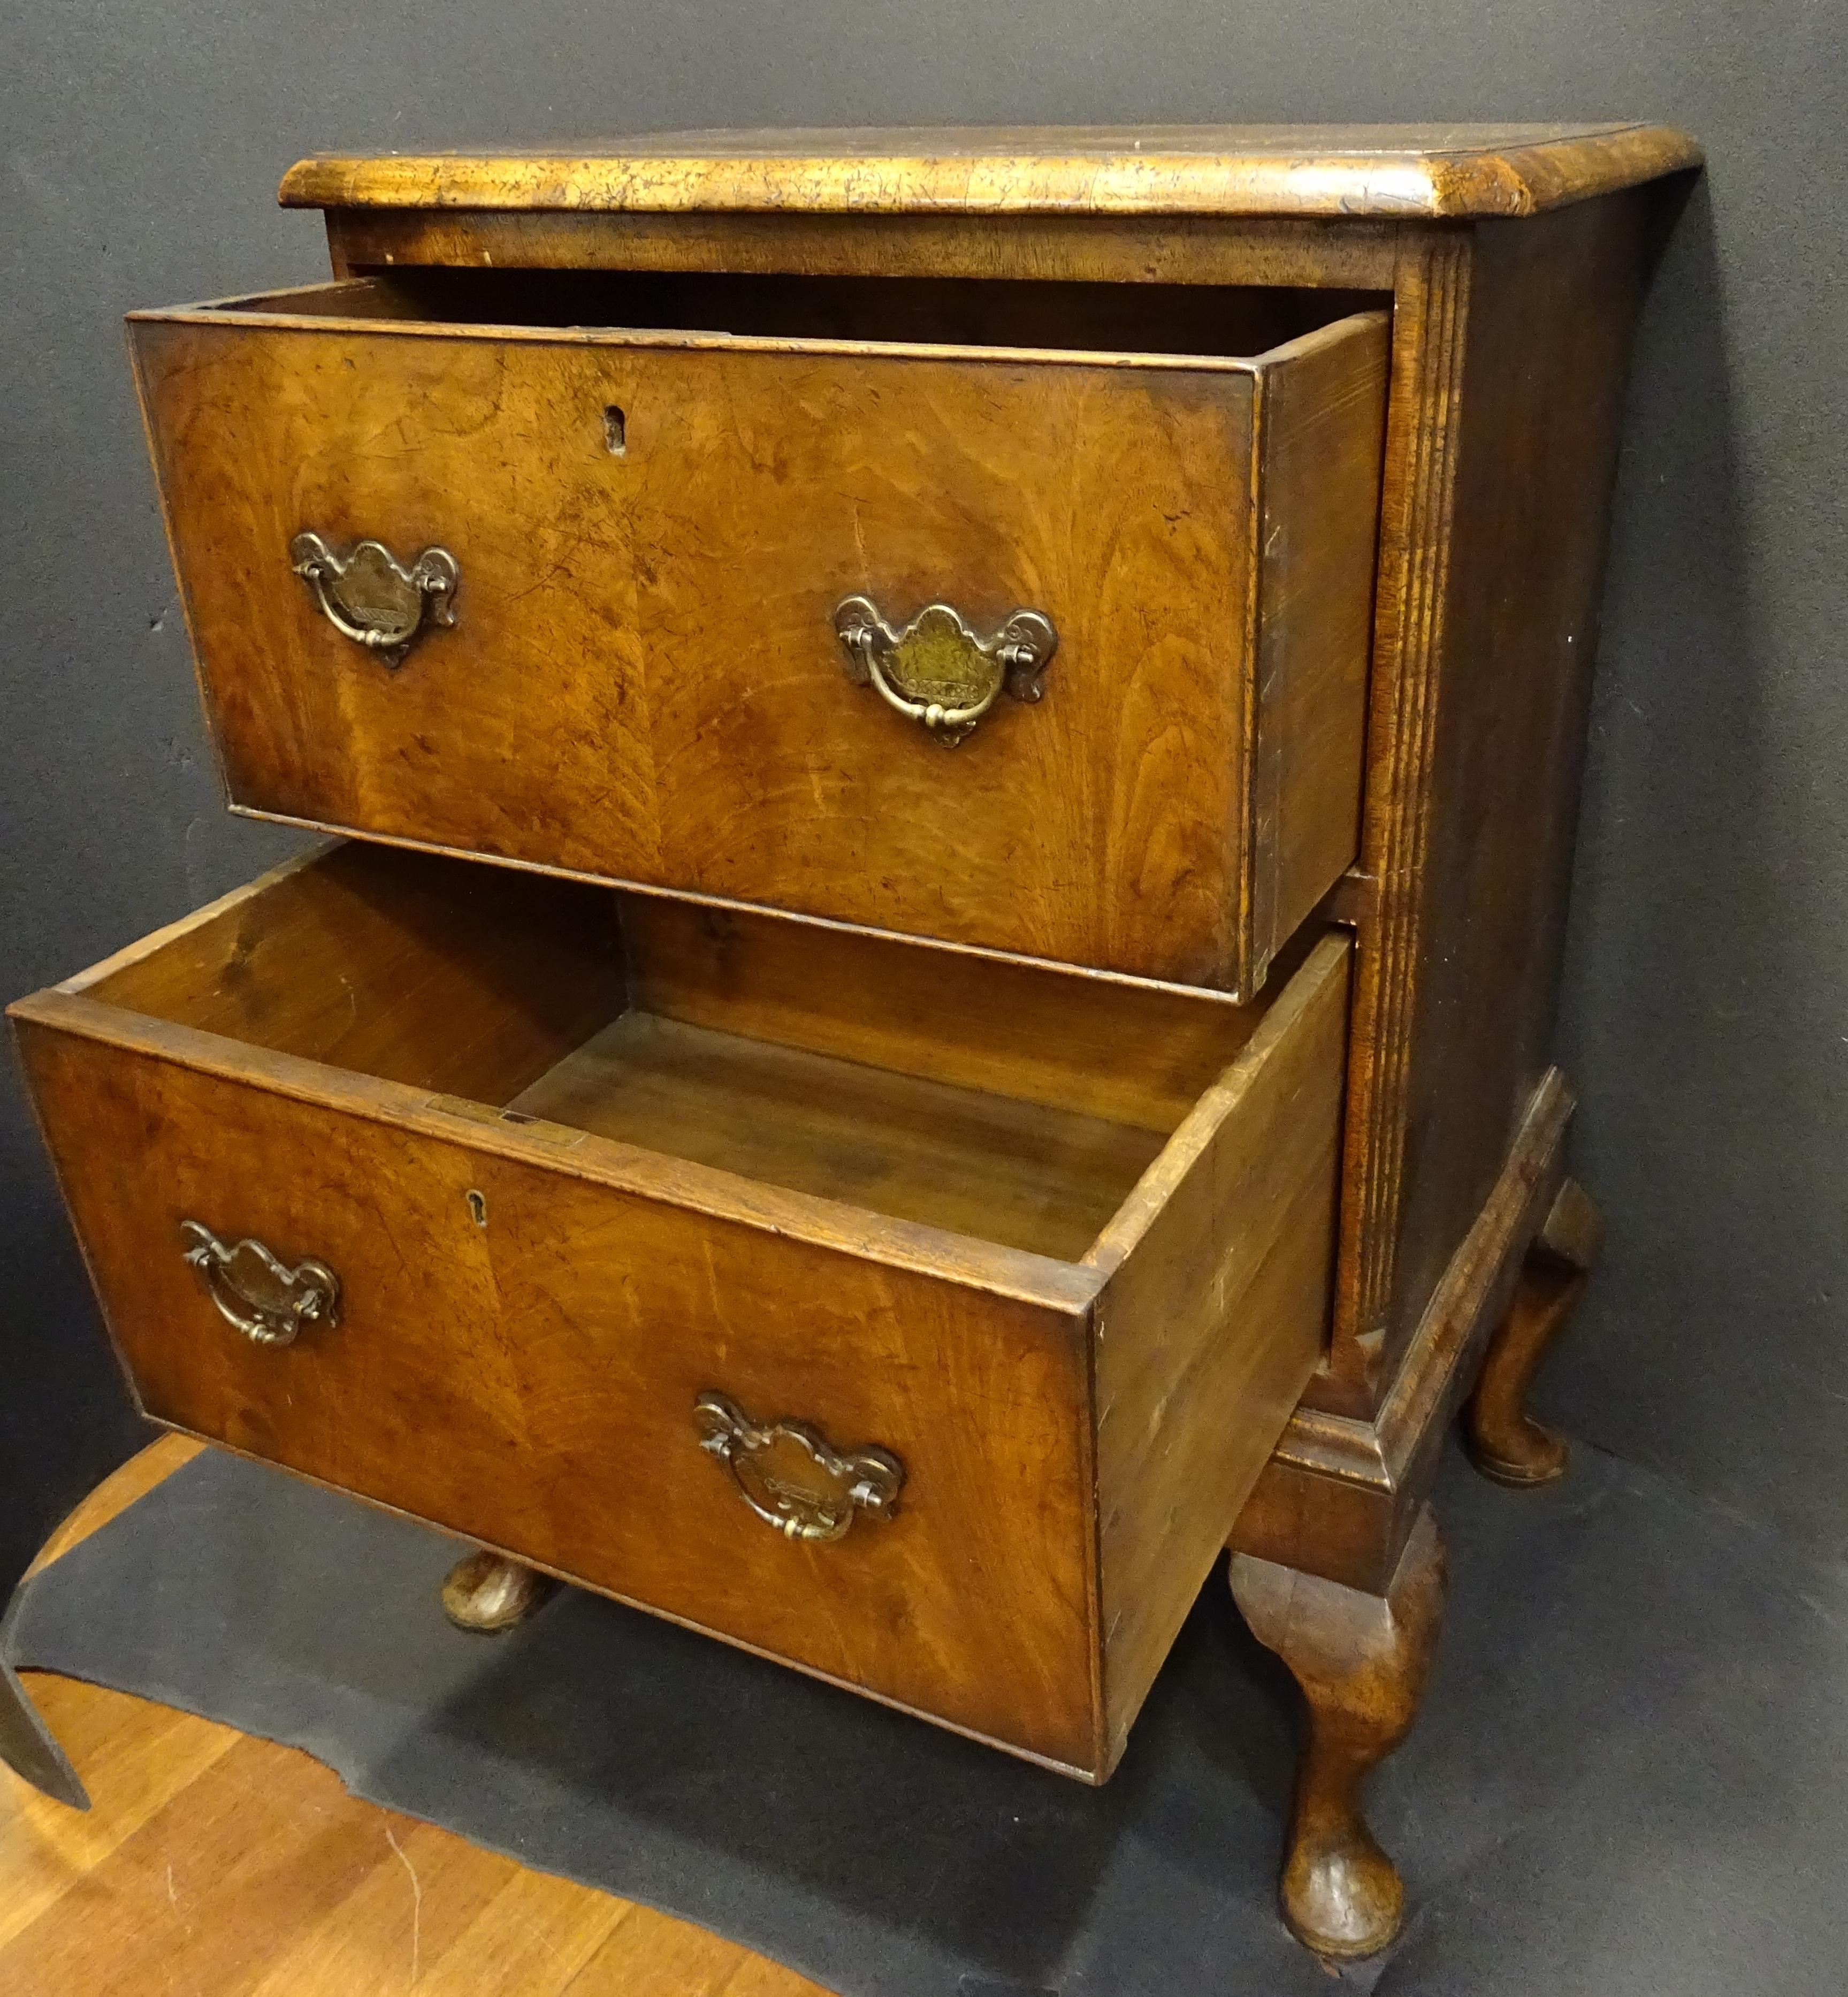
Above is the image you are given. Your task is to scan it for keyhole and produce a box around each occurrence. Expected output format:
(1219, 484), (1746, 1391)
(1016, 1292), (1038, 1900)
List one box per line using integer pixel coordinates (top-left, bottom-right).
(465, 1189), (487, 1226)
(603, 406), (627, 455)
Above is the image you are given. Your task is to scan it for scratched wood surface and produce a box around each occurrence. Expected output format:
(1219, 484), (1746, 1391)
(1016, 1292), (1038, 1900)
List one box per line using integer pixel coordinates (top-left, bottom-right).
(1, 1434), (837, 1997)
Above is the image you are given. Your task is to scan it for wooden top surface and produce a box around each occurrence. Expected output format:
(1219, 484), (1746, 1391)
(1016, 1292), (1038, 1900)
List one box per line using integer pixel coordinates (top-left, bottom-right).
(280, 123), (1701, 221)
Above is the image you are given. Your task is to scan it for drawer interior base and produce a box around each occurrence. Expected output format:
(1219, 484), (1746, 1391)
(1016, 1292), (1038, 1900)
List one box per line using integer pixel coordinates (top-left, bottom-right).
(79, 842), (1284, 1266)
(508, 1010), (1165, 1260)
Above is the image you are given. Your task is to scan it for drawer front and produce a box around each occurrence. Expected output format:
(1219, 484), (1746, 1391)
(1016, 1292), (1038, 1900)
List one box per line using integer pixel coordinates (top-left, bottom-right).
(131, 305), (1385, 993)
(17, 1024), (1101, 1772)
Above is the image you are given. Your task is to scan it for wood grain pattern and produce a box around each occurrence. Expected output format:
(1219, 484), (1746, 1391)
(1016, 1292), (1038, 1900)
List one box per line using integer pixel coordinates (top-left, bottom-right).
(439, 1548), (560, 1632)
(1316, 225), (1475, 1416)
(16, 1014), (1102, 1771)
(617, 892), (1281, 1133)
(507, 1012), (1166, 1262)
(322, 208), (1406, 290)
(129, 286), (1384, 993)
(1088, 935), (1349, 1758)
(279, 124), (1701, 220)
(1372, 197), (1660, 1386)
(22, 138), (1705, 1964)
(1247, 317), (1387, 976)
(0, 1676), (243, 1960)
(1233, 1066), (1574, 1594)
(0, 1704), (830, 1996)
(1311, 187), (1673, 1419)
(1465, 1176), (1603, 1487)
(6, 1447), (834, 1997)
(80, 841), (625, 1104)
(11, 843), (1347, 1779)
(1228, 1505), (1445, 1961)
(307, 264), (1380, 356)
(295, 161), (1686, 1469)
(4, 1566), (831, 1997)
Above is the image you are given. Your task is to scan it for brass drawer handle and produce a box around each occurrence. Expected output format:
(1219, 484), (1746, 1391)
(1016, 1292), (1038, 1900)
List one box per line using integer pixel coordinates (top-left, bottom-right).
(695, 1391), (904, 1542)
(289, 531), (458, 666)
(180, 1221), (340, 1347)
(834, 595), (1056, 746)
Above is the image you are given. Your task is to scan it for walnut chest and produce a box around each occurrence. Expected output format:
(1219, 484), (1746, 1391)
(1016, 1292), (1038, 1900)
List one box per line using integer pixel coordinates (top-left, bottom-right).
(11, 124), (1700, 1962)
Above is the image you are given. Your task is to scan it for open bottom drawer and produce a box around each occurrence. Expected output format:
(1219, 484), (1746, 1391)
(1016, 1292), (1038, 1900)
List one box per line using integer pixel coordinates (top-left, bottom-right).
(11, 843), (1349, 1779)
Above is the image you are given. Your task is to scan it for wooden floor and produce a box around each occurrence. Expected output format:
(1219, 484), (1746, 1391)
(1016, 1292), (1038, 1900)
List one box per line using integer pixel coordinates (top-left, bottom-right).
(0, 1435), (837, 1996)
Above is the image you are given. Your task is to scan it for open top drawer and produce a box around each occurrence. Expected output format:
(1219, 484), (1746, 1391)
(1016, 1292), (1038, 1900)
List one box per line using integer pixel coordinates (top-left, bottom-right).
(129, 272), (1387, 997)
(12, 841), (1349, 1778)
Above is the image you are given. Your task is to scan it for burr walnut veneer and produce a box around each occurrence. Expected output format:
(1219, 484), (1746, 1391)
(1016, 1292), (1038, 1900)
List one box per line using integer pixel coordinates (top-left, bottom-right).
(11, 124), (1700, 1965)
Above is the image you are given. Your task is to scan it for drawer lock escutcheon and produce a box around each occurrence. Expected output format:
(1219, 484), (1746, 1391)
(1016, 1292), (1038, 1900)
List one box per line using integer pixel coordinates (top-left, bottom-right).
(180, 1220), (340, 1348)
(289, 531), (459, 666)
(694, 1391), (904, 1542)
(834, 595), (1056, 746)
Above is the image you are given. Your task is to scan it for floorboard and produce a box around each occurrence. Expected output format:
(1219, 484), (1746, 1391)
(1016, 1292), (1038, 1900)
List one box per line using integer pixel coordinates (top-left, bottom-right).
(2, 1437), (836, 1997)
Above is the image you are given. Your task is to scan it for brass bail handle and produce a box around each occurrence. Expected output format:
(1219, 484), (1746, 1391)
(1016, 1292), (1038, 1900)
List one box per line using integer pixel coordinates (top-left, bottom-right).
(694, 1391), (904, 1542)
(180, 1220), (340, 1348)
(289, 531), (459, 667)
(834, 596), (1057, 746)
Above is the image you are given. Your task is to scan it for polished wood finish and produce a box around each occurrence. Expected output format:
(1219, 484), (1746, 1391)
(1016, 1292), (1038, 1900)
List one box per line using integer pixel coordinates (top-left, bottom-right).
(507, 1012), (1164, 1261)
(129, 283), (1383, 994)
(261, 132), (1683, 1438)
(1235, 1066), (1573, 1594)
(1466, 1178), (1604, 1487)
(15, 128), (1698, 1962)
(1324, 194), (1671, 1420)
(4, 1438), (835, 1997)
(77, 841), (624, 1100)
(1229, 1505), (1445, 1961)
(615, 891), (1282, 1132)
(131, 135), (1691, 1453)
(440, 1550), (559, 1633)
(323, 208), (1407, 289)
(11, 842), (1349, 1779)
(1090, 942), (1348, 1761)
(280, 124), (1700, 221)
(1225, 178), (1688, 1621)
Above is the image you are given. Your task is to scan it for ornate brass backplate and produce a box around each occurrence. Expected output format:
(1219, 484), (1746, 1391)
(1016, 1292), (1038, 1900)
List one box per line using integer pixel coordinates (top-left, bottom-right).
(289, 531), (459, 666)
(180, 1220), (340, 1348)
(694, 1391), (904, 1542)
(833, 595), (1057, 746)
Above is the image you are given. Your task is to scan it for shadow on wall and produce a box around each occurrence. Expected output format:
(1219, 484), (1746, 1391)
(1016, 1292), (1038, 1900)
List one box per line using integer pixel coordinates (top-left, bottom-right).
(1548, 176), (1848, 1556)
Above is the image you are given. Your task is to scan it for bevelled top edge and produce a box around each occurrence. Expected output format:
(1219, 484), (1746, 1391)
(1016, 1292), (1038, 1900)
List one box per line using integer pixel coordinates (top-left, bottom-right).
(279, 124), (1703, 222)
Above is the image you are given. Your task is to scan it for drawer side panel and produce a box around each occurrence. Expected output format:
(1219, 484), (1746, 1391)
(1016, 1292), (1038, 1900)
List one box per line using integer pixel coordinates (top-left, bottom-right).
(1250, 315), (1390, 985)
(1091, 936), (1350, 1765)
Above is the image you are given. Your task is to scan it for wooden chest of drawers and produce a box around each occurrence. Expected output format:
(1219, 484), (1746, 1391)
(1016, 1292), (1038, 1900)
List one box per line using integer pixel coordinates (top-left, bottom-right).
(13, 123), (1700, 1963)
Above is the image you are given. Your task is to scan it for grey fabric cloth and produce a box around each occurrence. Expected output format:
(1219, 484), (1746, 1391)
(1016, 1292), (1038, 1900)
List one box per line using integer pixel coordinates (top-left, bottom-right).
(7, 1438), (1846, 1996)
(0, 1650), (86, 1809)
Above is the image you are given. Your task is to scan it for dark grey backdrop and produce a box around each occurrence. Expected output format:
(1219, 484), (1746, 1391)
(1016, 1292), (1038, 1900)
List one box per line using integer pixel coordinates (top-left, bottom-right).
(4, 2), (1844, 1591)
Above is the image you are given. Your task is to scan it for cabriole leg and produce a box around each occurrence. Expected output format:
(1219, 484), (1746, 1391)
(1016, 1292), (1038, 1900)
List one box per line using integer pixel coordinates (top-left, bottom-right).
(1465, 1177), (1603, 1487)
(1228, 1507), (1446, 1962)
(441, 1550), (558, 1633)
